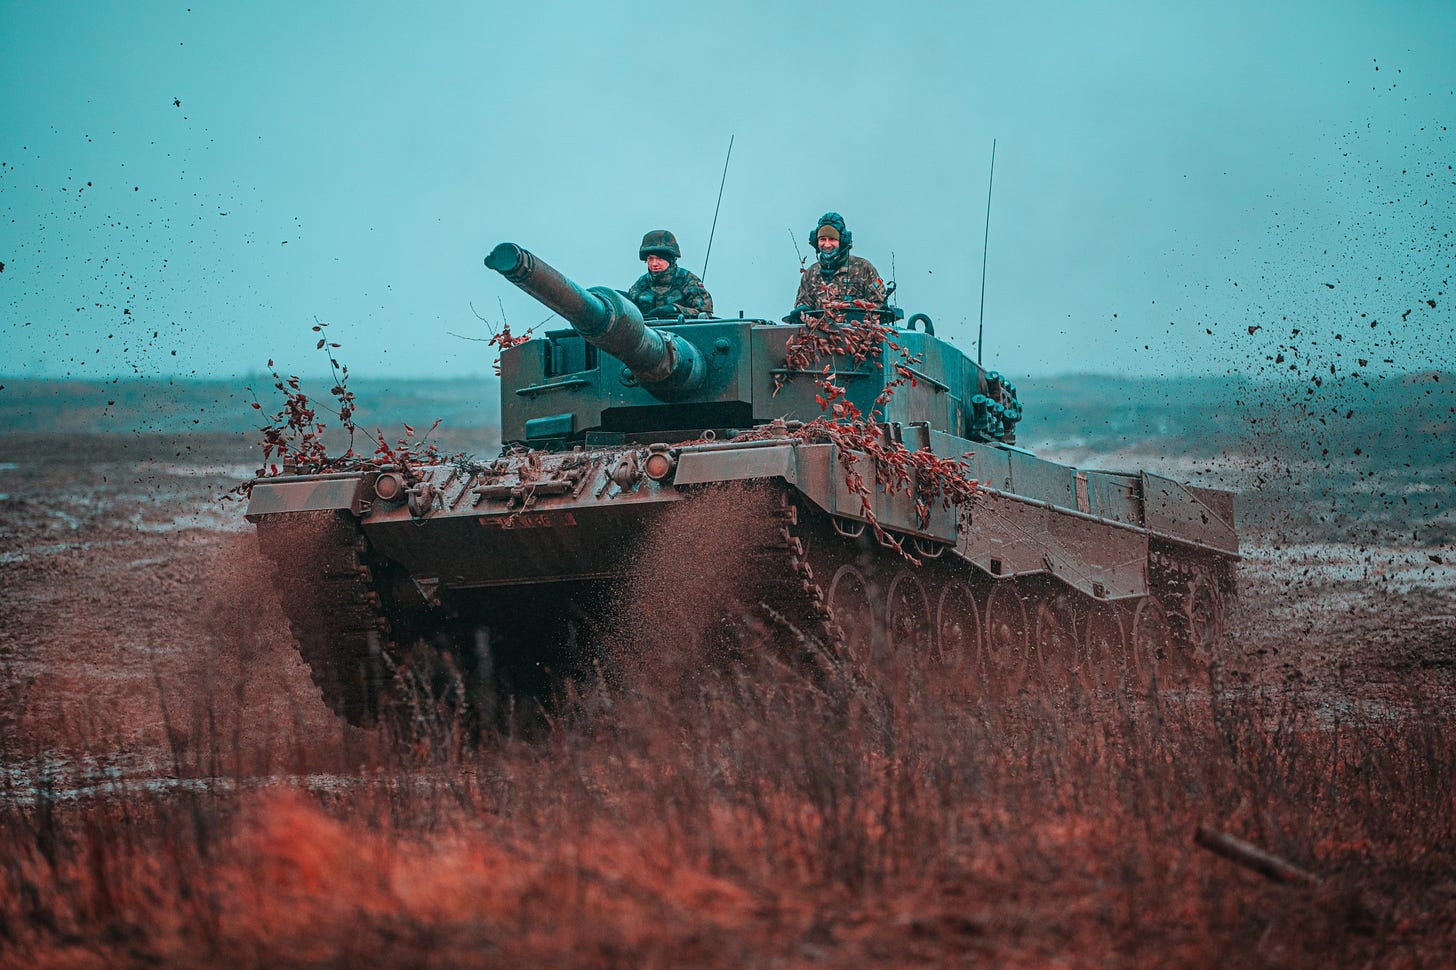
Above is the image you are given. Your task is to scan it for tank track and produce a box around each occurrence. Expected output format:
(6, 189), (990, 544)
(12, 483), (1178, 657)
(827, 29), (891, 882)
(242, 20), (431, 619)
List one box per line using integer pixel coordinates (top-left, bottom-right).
(257, 510), (506, 738)
(257, 507), (669, 740)
(255, 510), (396, 727)
(707, 487), (983, 696)
(754, 486), (1236, 697)
(731, 490), (852, 681)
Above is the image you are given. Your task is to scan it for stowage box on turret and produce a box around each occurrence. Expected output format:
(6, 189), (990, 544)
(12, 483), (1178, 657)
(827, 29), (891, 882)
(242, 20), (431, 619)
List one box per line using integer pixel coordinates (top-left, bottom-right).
(245, 243), (1238, 730)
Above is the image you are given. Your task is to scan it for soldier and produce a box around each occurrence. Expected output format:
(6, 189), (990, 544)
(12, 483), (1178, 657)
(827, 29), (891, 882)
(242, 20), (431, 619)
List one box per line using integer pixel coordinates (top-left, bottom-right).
(627, 230), (714, 322)
(786, 212), (887, 323)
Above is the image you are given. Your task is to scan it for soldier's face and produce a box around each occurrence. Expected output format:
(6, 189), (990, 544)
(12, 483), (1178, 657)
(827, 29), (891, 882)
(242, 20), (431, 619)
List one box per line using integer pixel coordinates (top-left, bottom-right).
(816, 235), (840, 254)
(646, 255), (670, 273)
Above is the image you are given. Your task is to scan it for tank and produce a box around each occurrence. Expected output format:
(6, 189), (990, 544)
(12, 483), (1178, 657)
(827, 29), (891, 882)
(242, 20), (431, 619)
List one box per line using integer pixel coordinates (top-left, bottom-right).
(245, 242), (1238, 731)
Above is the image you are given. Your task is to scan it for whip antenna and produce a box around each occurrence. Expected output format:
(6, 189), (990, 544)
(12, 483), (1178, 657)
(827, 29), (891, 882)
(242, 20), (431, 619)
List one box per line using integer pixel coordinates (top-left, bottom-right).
(977, 138), (996, 365)
(789, 227), (804, 263)
(701, 134), (734, 282)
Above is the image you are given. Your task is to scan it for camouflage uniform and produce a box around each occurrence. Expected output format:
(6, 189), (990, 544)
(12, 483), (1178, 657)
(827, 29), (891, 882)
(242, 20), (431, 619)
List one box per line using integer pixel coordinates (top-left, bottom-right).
(793, 254), (887, 312)
(787, 212), (888, 322)
(627, 264), (714, 320)
(628, 228), (714, 322)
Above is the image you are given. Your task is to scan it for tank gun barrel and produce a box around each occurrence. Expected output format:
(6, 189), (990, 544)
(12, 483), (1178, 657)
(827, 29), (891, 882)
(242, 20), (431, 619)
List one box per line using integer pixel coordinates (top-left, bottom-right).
(485, 243), (705, 399)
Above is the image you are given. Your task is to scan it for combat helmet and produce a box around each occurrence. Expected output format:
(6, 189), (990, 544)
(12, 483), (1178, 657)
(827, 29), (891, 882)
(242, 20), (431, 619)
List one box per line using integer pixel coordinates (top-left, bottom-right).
(639, 229), (681, 261)
(808, 212), (853, 252)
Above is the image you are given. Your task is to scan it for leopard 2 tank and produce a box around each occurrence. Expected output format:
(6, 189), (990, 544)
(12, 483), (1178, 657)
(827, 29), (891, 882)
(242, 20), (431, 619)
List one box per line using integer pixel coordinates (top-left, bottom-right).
(245, 241), (1238, 731)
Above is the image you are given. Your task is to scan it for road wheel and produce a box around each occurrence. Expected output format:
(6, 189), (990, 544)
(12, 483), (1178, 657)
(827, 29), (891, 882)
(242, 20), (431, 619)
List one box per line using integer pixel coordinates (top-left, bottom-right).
(825, 564), (878, 664)
(1032, 588), (1078, 688)
(887, 570), (934, 654)
(1129, 596), (1173, 688)
(1175, 573), (1226, 675)
(983, 580), (1029, 692)
(935, 582), (982, 670)
(1076, 604), (1126, 692)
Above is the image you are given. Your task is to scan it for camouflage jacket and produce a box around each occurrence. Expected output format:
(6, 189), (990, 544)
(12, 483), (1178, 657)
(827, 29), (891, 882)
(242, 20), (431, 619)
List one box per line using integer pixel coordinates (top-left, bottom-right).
(793, 254), (887, 313)
(627, 263), (714, 320)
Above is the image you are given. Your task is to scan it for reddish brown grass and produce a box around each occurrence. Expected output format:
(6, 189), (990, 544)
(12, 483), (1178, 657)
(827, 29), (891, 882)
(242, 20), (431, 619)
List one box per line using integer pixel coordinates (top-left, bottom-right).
(3, 601), (1453, 968)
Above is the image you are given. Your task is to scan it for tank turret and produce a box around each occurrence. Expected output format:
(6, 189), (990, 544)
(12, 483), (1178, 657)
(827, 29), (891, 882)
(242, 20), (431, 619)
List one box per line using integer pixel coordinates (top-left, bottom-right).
(485, 242), (1021, 450)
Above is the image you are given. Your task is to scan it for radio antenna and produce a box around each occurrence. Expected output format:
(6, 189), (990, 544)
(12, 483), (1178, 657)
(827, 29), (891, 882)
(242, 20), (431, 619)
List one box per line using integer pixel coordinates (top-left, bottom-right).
(977, 138), (996, 366)
(701, 134), (734, 282)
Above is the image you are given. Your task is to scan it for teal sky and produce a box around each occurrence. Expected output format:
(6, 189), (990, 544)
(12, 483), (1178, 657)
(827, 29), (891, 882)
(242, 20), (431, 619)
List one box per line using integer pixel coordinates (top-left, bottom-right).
(2, 0), (1452, 381)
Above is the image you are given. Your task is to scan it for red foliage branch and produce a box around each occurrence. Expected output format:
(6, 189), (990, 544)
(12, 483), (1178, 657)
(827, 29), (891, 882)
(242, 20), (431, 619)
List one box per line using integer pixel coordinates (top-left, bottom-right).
(739, 412), (980, 564)
(487, 324), (532, 376)
(780, 301), (897, 379)
(230, 324), (457, 498)
(371, 419), (449, 481)
(756, 307), (979, 562)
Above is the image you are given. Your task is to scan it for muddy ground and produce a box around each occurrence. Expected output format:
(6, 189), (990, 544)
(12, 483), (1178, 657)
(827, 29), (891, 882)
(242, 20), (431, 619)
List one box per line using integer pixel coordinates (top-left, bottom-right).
(1, 376), (1453, 965)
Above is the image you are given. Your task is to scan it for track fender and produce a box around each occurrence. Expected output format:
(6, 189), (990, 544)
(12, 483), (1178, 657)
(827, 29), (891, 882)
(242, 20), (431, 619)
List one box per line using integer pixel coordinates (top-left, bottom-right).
(245, 475), (370, 521)
(959, 490), (1149, 599)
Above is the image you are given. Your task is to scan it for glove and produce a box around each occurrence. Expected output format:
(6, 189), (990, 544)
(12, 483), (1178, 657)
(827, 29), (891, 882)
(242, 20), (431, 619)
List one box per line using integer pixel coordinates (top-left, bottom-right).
(781, 305), (813, 325)
(645, 306), (680, 320)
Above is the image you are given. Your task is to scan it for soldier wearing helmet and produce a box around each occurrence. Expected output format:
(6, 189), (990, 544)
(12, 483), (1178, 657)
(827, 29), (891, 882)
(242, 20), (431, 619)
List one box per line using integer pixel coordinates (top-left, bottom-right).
(786, 212), (887, 324)
(627, 229), (714, 322)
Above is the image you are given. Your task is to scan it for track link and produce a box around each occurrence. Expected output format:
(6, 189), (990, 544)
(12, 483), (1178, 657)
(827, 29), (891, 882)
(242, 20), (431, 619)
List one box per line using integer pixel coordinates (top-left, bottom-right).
(707, 489), (850, 678)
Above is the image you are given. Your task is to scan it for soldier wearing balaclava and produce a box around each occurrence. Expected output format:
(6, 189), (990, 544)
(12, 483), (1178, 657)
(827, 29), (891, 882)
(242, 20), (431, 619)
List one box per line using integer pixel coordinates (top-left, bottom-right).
(786, 212), (887, 323)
